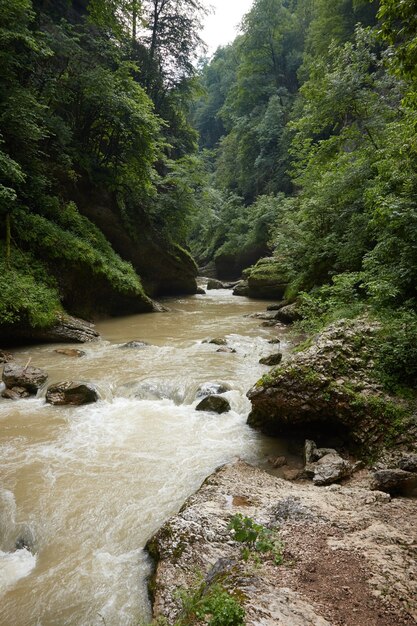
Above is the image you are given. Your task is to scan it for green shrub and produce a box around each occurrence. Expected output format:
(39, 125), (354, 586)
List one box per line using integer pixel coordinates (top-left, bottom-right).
(228, 514), (283, 565)
(374, 310), (417, 390)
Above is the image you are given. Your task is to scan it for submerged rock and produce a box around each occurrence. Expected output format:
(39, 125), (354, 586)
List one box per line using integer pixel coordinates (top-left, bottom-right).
(2, 363), (48, 395)
(196, 382), (232, 398)
(119, 340), (150, 349)
(195, 395), (231, 414)
(259, 353), (283, 366)
(54, 348), (86, 358)
(46, 381), (99, 406)
(216, 347), (237, 354)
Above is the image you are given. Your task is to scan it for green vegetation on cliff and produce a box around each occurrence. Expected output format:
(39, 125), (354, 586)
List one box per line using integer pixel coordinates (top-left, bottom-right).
(0, 0), (203, 332)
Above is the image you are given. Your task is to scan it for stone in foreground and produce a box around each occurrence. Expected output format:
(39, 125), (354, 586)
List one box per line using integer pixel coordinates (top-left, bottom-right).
(195, 395), (231, 414)
(370, 469), (417, 495)
(2, 363), (48, 394)
(46, 382), (99, 406)
(259, 352), (283, 366)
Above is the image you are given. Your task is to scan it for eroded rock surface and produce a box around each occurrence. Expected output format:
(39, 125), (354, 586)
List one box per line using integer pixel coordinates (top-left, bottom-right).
(2, 363), (48, 394)
(247, 319), (417, 455)
(195, 395), (231, 414)
(45, 381), (99, 405)
(146, 461), (417, 626)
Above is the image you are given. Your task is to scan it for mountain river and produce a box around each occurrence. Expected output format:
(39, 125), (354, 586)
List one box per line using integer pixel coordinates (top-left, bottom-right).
(0, 286), (291, 626)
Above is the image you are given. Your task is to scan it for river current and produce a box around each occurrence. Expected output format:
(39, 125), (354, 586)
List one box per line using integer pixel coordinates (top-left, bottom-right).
(0, 287), (289, 626)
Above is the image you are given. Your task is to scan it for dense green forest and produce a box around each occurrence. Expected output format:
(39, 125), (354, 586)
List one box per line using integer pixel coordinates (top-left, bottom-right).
(0, 0), (204, 332)
(2, 0), (417, 374)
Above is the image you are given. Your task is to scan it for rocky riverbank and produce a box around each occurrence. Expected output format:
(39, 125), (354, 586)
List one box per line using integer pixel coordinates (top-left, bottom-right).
(146, 315), (417, 625)
(146, 460), (417, 625)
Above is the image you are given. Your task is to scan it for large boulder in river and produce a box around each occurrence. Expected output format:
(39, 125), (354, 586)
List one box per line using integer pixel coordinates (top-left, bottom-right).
(196, 382), (232, 398)
(196, 395), (231, 414)
(243, 257), (288, 299)
(247, 318), (417, 456)
(46, 381), (99, 406)
(273, 302), (302, 324)
(370, 469), (417, 495)
(2, 363), (48, 394)
(0, 314), (100, 345)
(206, 279), (224, 290)
(232, 280), (250, 297)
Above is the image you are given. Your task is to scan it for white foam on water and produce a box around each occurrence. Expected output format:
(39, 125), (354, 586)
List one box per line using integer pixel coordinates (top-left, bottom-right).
(0, 549), (37, 594)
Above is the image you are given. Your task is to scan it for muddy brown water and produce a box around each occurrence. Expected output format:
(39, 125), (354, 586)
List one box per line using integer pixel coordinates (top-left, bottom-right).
(0, 287), (290, 626)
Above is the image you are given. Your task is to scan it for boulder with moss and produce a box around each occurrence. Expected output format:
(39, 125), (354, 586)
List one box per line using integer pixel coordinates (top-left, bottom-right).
(247, 319), (417, 456)
(238, 258), (288, 299)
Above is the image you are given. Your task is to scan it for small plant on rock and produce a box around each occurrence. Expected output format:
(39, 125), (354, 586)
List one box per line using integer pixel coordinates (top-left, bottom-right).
(228, 514), (283, 565)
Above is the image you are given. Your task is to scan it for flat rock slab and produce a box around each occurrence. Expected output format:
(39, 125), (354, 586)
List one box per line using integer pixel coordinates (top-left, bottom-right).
(46, 382), (99, 406)
(147, 461), (417, 626)
(2, 363), (48, 394)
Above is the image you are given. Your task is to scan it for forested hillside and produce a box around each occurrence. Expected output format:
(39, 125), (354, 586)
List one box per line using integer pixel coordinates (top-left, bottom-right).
(191, 0), (417, 357)
(0, 0), (204, 337)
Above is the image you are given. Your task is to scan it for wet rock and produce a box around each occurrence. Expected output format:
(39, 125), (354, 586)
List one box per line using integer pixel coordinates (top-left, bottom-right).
(2, 386), (31, 400)
(268, 456), (287, 468)
(29, 314), (99, 343)
(2, 363), (48, 394)
(0, 350), (13, 363)
(216, 347), (237, 354)
(45, 381), (99, 406)
(274, 302), (302, 324)
(196, 287), (206, 295)
(267, 303), (286, 311)
(398, 454), (417, 473)
(207, 279), (224, 290)
(54, 348), (86, 358)
(232, 280), (250, 297)
(152, 302), (170, 313)
(196, 382), (232, 398)
(203, 337), (227, 346)
(195, 395), (231, 414)
(259, 353), (283, 366)
(268, 338), (281, 345)
(370, 469), (417, 495)
(244, 257), (288, 299)
(311, 453), (352, 486)
(120, 340), (150, 349)
(261, 320), (280, 327)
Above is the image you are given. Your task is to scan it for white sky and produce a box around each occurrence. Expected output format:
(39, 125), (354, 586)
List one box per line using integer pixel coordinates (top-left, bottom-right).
(201, 0), (254, 55)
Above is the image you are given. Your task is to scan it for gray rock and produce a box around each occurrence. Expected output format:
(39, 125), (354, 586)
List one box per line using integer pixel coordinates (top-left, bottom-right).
(259, 353), (283, 366)
(33, 314), (99, 343)
(120, 340), (150, 349)
(196, 287), (206, 295)
(398, 454), (417, 473)
(0, 350), (13, 363)
(272, 497), (319, 523)
(232, 281), (250, 297)
(216, 347), (237, 354)
(54, 348), (86, 358)
(2, 386), (31, 400)
(195, 395), (231, 414)
(2, 363), (48, 394)
(207, 279), (224, 290)
(46, 382), (99, 406)
(196, 382), (232, 398)
(267, 303), (286, 311)
(370, 469), (417, 494)
(304, 440), (317, 465)
(312, 453), (352, 486)
(274, 303), (302, 324)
